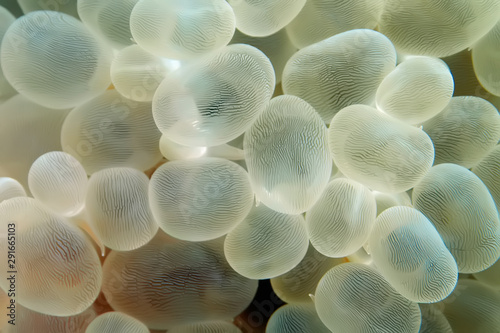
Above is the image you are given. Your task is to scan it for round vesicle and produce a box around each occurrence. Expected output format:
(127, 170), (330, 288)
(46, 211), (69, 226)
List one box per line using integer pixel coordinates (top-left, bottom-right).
(244, 95), (331, 214)
(153, 44), (275, 147)
(149, 158), (253, 242)
(368, 206), (458, 303)
(86, 167), (158, 251)
(28, 151), (87, 216)
(0, 11), (112, 109)
(413, 163), (500, 273)
(328, 104), (434, 193)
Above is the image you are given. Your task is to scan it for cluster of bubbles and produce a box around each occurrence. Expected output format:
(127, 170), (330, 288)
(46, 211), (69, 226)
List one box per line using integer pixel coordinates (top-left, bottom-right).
(0, 0), (499, 332)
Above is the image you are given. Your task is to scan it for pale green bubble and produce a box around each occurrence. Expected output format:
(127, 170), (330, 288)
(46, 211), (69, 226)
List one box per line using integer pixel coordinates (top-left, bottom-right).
(244, 95), (331, 214)
(86, 167), (158, 251)
(0, 11), (112, 109)
(413, 163), (500, 273)
(368, 206), (458, 303)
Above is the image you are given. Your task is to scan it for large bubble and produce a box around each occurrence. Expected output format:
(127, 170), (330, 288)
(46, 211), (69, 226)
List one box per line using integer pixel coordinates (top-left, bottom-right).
(244, 95), (331, 214)
(0, 11), (112, 109)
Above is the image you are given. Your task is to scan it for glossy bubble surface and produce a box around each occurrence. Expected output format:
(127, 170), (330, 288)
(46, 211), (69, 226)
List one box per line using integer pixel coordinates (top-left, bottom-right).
(78, 0), (138, 48)
(315, 263), (421, 333)
(28, 151), (87, 216)
(5, 303), (96, 333)
(472, 145), (500, 210)
(0, 197), (102, 316)
(0, 177), (26, 203)
(328, 104), (434, 193)
(227, 0), (306, 37)
(266, 303), (330, 333)
(85, 312), (149, 333)
(306, 178), (377, 258)
(422, 96), (500, 168)
(224, 204), (309, 279)
(368, 206), (458, 302)
(61, 90), (162, 174)
(286, 0), (385, 48)
(282, 29), (396, 123)
(0, 11), (112, 109)
(153, 44), (274, 147)
(111, 45), (171, 102)
(413, 163), (500, 273)
(86, 167), (158, 251)
(149, 158), (253, 241)
(102, 233), (257, 330)
(376, 56), (454, 124)
(244, 95), (331, 214)
(271, 244), (344, 304)
(472, 20), (500, 96)
(379, 0), (500, 57)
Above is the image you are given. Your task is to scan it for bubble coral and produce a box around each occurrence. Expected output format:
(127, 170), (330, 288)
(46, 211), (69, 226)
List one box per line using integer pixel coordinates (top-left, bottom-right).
(0, 1), (500, 332)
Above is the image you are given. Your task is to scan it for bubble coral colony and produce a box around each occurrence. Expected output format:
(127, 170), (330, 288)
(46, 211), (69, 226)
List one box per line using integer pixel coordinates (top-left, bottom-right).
(0, 0), (499, 332)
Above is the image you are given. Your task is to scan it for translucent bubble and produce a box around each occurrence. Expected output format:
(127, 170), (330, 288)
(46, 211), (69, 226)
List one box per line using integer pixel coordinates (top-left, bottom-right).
(149, 158), (253, 241)
(28, 151), (87, 217)
(168, 321), (242, 333)
(130, 0), (235, 59)
(306, 178), (377, 258)
(244, 95), (331, 214)
(282, 29), (396, 123)
(328, 104), (435, 193)
(441, 279), (500, 333)
(78, 0), (138, 49)
(0, 11), (112, 109)
(224, 204), (309, 279)
(0, 177), (26, 203)
(373, 191), (412, 216)
(153, 44), (275, 147)
(230, 29), (297, 84)
(314, 263), (421, 333)
(285, 0), (385, 49)
(378, 0), (500, 57)
(0, 95), (69, 191)
(86, 312), (149, 333)
(472, 258), (500, 290)
(61, 90), (162, 174)
(376, 56), (454, 124)
(368, 206), (458, 302)
(0, 197), (102, 316)
(472, 21), (500, 96)
(472, 145), (500, 210)
(86, 167), (158, 251)
(102, 233), (257, 330)
(0, 6), (16, 102)
(413, 163), (500, 273)
(227, 0), (306, 37)
(419, 304), (453, 333)
(111, 45), (172, 102)
(5, 303), (96, 333)
(270, 244), (344, 304)
(17, 0), (79, 18)
(422, 96), (500, 168)
(266, 303), (330, 333)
